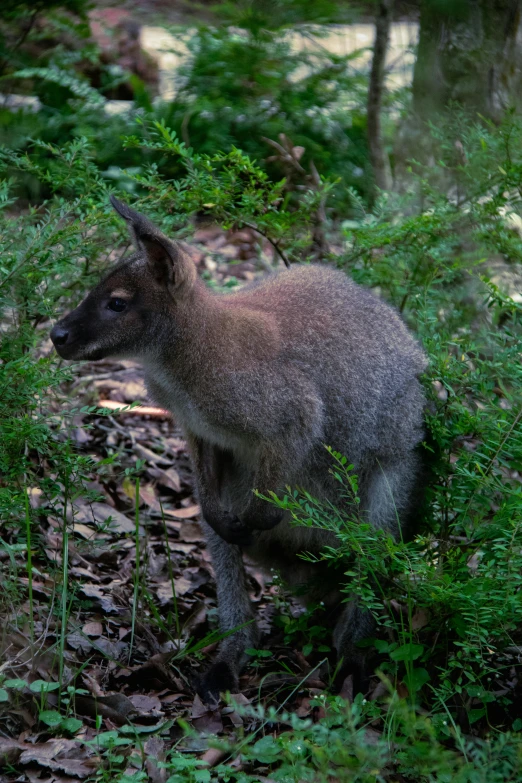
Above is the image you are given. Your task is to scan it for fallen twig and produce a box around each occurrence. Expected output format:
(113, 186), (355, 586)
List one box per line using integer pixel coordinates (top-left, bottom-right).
(97, 400), (171, 418)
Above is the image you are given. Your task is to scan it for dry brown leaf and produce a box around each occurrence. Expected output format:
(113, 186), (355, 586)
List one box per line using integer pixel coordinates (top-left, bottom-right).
(191, 695), (224, 734)
(339, 674), (353, 702)
(139, 485), (162, 512)
(164, 504), (200, 520)
(74, 502), (134, 535)
(28, 487), (43, 509)
(200, 747), (228, 767)
(82, 621), (103, 637)
(74, 693), (136, 724)
(134, 443), (163, 464)
(92, 502), (135, 534)
(295, 695), (313, 718)
(191, 694), (211, 720)
(220, 243), (242, 259)
(128, 694), (163, 713)
(230, 693), (250, 708)
(123, 478), (162, 512)
(26, 770), (80, 783)
(293, 650), (312, 672)
(71, 523), (97, 541)
(222, 706), (243, 727)
(18, 578), (53, 598)
(388, 599), (407, 615)
(74, 427), (92, 445)
(411, 608), (429, 630)
(79, 584), (119, 614)
(181, 567), (210, 593)
(193, 226), (223, 243)
(179, 521), (204, 541)
(19, 738), (95, 778)
(144, 736), (167, 783)
(156, 576), (192, 602)
(66, 632), (93, 655)
(363, 728), (383, 746)
(0, 737), (24, 766)
(70, 567), (100, 582)
(94, 378), (147, 401)
(94, 637), (128, 660)
(369, 680), (390, 701)
(164, 436), (186, 454)
(150, 466), (182, 493)
(168, 542), (196, 554)
(161, 693), (184, 704)
(81, 670), (105, 698)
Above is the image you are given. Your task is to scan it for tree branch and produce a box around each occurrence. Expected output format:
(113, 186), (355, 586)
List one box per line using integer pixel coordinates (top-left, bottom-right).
(224, 214), (291, 269)
(367, 0), (393, 194)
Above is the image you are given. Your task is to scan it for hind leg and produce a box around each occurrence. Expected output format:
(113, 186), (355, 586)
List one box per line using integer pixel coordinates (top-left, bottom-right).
(333, 454), (423, 693)
(363, 452), (423, 536)
(332, 601), (375, 695)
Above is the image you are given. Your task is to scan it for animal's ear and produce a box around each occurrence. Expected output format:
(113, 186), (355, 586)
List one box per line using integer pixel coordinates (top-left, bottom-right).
(110, 196), (196, 292)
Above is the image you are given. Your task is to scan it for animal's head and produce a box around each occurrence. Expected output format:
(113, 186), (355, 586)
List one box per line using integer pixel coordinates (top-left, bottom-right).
(51, 197), (197, 361)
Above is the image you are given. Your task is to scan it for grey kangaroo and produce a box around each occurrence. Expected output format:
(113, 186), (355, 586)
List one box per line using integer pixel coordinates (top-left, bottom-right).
(51, 198), (427, 701)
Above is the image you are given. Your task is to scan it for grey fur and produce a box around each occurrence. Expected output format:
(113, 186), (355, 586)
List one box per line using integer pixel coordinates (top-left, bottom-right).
(51, 201), (428, 702)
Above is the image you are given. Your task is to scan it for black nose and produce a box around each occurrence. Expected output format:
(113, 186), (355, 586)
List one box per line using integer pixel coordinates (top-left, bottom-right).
(51, 325), (69, 347)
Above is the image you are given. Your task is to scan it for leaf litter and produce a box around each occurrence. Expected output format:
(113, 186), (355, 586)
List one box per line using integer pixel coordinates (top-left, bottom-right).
(1, 228), (356, 781)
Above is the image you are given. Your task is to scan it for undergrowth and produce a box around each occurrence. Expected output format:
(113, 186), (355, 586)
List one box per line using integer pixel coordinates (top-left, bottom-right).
(0, 0), (371, 209)
(1, 111), (522, 780)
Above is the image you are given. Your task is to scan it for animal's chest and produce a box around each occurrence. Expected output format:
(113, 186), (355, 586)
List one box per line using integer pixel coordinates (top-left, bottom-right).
(144, 367), (242, 451)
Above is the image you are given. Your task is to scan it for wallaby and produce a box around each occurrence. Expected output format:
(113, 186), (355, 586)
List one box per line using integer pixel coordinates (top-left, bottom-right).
(51, 197), (427, 702)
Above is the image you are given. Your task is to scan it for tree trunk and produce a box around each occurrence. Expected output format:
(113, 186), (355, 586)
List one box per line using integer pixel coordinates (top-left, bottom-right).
(412, 0), (522, 123)
(367, 0), (394, 193)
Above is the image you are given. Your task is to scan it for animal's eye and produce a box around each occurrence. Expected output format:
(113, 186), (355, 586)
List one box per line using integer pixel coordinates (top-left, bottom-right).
(107, 297), (127, 312)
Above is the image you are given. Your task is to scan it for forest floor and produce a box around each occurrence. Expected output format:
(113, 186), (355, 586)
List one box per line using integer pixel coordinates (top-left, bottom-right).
(0, 226), (361, 782)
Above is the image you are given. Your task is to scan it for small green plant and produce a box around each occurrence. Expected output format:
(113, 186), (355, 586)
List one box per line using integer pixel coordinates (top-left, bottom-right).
(271, 600), (331, 658)
(245, 647), (273, 669)
(38, 707), (83, 736)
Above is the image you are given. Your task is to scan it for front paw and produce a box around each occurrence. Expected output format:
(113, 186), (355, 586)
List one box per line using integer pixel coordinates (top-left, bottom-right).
(331, 658), (370, 698)
(244, 507), (284, 532)
(206, 509), (254, 546)
(198, 660), (238, 706)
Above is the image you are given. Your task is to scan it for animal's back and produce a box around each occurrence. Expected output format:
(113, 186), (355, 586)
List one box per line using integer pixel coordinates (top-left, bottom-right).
(222, 264), (426, 380)
(221, 264), (427, 467)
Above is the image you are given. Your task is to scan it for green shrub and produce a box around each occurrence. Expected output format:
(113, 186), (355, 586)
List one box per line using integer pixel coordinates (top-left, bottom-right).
(1, 1), (374, 210)
(265, 113), (522, 738)
(159, 20), (371, 211)
(1, 113), (522, 779)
